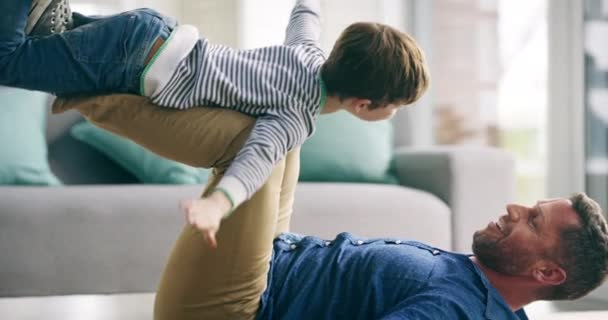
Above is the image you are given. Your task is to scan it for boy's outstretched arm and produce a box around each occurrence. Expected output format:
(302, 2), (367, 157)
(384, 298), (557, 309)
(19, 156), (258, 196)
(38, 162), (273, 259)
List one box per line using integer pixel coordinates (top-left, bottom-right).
(284, 0), (322, 46)
(181, 112), (311, 246)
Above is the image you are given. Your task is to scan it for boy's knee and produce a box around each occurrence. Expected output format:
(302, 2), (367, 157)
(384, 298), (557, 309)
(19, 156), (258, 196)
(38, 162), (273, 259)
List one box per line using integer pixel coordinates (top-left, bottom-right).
(132, 8), (163, 18)
(124, 8), (176, 38)
(129, 8), (174, 27)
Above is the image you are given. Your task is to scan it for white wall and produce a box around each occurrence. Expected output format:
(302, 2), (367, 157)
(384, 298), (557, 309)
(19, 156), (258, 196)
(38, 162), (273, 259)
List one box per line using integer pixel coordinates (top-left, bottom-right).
(71, 0), (179, 16)
(179, 0), (240, 47)
(121, 0), (180, 17)
(240, 0), (295, 48)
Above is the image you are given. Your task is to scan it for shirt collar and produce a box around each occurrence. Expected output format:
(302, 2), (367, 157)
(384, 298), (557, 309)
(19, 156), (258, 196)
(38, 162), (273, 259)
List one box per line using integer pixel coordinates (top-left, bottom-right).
(467, 256), (528, 320)
(317, 77), (327, 115)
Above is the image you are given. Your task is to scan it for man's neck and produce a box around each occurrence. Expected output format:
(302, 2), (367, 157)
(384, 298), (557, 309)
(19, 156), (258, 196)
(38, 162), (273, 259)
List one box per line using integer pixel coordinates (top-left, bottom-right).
(470, 256), (539, 311)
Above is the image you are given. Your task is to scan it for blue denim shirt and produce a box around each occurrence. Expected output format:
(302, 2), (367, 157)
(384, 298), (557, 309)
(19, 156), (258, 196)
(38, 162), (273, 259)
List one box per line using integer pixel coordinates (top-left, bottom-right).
(257, 232), (528, 320)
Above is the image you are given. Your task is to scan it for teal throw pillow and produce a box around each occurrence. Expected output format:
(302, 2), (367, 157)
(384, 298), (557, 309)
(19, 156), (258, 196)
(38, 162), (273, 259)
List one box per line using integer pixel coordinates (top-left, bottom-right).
(71, 121), (210, 184)
(300, 112), (396, 183)
(0, 87), (61, 186)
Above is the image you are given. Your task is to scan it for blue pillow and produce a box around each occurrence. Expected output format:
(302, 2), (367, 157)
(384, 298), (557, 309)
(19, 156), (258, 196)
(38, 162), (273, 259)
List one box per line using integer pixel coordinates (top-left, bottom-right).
(300, 112), (396, 183)
(0, 87), (61, 186)
(71, 121), (210, 184)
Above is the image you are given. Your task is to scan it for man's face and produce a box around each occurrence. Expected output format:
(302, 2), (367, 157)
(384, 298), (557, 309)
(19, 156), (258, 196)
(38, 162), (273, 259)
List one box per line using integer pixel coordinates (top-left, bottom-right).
(472, 199), (581, 275)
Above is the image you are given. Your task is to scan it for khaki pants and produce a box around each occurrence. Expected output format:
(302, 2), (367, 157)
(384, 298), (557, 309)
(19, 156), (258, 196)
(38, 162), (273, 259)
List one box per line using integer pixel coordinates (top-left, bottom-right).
(154, 148), (299, 319)
(53, 95), (299, 320)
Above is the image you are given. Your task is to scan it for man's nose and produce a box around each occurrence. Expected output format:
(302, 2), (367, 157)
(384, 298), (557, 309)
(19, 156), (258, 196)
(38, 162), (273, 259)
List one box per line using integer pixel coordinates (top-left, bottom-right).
(506, 204), (521, 221)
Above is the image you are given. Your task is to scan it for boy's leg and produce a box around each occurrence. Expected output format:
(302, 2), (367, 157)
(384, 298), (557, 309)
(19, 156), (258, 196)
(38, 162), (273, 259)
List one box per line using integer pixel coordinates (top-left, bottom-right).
(0, 4), (172, 96)
(0, 0), (30, 56)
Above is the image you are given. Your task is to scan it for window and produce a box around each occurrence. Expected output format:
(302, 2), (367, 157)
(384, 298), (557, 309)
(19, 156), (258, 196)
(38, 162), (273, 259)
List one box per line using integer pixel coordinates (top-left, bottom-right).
(584, 0), (608, 212)
(430, 0), (548, 204)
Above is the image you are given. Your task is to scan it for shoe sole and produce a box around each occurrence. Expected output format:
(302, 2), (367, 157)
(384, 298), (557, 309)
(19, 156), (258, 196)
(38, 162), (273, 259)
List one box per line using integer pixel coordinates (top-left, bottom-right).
(25, 0), (53, 35)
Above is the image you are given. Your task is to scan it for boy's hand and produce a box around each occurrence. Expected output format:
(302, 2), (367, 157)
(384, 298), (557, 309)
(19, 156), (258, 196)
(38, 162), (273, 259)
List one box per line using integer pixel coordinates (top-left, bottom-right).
(180, 191), (232, 248)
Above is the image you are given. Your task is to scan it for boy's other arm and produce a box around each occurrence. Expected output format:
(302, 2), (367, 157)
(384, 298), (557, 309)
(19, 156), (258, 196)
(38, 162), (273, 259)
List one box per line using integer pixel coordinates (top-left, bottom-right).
(284, 0), (322, 46)
(214, 113), (309, 212)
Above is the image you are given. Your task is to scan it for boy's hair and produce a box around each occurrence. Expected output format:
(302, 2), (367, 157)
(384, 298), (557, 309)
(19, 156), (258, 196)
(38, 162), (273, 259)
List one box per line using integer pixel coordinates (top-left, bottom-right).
(547, 193), (608, 300)
(321, 22), (430, 109)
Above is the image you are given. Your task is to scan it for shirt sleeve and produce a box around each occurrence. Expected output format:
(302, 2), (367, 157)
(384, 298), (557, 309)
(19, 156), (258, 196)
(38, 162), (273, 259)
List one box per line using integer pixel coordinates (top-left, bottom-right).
(284, 0), (322, 47)
(214, 110), (312, 210)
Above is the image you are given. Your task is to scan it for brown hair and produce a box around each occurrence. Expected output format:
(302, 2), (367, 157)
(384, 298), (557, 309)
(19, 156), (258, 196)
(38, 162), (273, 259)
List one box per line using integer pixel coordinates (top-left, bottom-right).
(548, 193), (608, 300)
(321, 22), (430, 109)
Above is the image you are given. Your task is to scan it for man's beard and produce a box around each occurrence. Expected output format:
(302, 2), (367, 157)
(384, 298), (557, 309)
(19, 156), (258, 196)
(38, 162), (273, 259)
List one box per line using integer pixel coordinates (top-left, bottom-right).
(472, 231), (536, 275)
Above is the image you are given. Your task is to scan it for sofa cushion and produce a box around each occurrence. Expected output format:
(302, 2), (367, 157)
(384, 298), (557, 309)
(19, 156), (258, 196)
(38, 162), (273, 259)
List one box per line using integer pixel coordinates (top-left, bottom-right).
(0, 87), (61, 186)
(71, 121), (210, 184)
(300, 112), (396, 183)
(0, 183), (449, 296)
(292, 183), (451, 249)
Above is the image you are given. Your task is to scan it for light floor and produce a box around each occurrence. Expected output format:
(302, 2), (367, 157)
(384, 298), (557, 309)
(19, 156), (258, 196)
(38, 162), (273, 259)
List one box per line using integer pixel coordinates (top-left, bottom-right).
(1, 293), (608, 319)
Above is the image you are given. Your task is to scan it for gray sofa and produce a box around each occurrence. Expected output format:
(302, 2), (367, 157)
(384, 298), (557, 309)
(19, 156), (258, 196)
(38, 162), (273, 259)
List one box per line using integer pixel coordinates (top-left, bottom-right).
(0, 100), (515, 318)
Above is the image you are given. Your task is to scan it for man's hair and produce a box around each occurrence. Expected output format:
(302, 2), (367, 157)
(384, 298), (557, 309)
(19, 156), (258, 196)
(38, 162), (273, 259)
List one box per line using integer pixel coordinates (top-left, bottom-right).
(320, 22), (430, 109)
(548, 192), (608, 300)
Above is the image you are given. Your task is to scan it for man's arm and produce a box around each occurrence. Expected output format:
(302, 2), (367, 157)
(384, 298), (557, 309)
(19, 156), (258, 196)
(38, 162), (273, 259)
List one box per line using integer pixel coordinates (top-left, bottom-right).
(284, 0), (322, 46)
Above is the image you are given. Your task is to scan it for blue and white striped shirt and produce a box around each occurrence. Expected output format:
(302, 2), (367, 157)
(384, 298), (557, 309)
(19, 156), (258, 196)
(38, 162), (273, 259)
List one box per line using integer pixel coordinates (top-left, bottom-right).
(143, 0), (325, 208)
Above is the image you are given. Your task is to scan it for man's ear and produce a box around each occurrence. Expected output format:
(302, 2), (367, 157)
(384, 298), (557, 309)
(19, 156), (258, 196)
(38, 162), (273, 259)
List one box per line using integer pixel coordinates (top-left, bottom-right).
(350, 98), (372, 113)
(532, 262), (567, 286)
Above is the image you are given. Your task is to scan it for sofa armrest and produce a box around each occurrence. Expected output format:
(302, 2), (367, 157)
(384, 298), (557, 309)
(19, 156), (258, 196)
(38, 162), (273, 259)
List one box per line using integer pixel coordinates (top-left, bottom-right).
(0, 185), (202, 297)
(392, 146), (516, 252)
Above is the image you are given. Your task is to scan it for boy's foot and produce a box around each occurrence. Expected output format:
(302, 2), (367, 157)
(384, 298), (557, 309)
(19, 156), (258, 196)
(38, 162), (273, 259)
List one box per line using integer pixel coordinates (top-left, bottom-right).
(26, 0), (74, 36)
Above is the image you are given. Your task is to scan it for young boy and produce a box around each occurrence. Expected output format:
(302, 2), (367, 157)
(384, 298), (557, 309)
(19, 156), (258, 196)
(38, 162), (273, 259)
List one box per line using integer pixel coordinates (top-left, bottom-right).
(1, 0), (430, 246)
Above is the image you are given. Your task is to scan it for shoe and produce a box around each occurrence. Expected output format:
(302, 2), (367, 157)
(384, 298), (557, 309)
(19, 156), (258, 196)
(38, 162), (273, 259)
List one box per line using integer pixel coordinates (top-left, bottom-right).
(26, 0), (73, 36)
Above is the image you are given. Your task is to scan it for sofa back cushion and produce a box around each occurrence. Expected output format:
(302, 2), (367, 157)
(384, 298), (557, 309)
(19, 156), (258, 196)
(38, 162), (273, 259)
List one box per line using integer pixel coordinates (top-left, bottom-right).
(0, 87), (61, 185)
(300, 112), (396, 183)
(71, 121), (210, 184)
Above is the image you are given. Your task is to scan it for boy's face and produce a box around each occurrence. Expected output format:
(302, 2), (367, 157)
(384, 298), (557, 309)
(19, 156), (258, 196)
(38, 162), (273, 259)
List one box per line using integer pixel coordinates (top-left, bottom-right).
(348, 102), (401, 122)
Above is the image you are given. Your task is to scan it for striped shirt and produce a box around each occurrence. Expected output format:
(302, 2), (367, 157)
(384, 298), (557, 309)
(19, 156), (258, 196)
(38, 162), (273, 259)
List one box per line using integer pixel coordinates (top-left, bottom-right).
(142, 0), (325, 209)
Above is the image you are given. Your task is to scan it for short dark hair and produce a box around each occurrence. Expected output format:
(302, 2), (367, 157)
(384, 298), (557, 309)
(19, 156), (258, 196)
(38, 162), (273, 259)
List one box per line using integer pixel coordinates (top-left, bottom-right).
(548, 193), (608, 300)
(320, 22), (430, 109)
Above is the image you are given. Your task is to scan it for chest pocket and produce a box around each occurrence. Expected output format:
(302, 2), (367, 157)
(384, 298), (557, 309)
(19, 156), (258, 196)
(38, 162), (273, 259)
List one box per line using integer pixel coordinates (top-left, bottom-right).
(346, 237), (442, 255)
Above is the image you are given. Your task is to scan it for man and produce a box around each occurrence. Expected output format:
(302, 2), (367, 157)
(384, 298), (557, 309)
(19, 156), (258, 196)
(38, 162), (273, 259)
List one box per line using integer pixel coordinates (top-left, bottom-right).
(54, 96), (608, 320)
(158, 188), (608, 319)
(116, 104), (605, 319)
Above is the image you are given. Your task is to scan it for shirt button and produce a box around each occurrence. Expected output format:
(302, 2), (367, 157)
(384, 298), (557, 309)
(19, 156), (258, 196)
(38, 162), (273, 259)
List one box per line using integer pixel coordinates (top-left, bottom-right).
(395, 240), (402, 244)
(290, 244), (297, 250)
(284, 239), (292, 244)
(356, 240), (364, 245)
(325, 241), (331, 246)
(432, 250), (440, 255)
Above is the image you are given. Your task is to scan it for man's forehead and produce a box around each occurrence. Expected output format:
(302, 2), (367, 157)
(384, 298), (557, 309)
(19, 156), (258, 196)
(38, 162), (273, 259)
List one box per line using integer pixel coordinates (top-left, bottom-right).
(538, 199), (580, 227)
(537, 198), (570, 205)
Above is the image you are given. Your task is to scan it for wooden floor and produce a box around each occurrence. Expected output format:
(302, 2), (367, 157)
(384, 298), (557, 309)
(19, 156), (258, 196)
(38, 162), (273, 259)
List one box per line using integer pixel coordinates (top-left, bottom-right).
(0, 293), (607, 319)
(526, 298), (608, 319)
